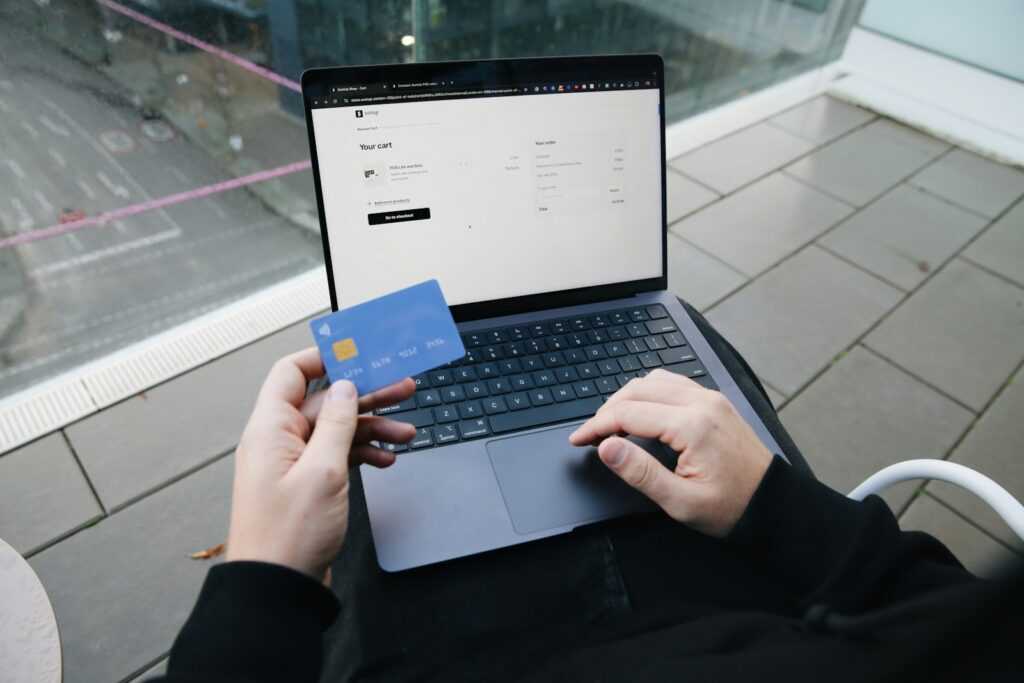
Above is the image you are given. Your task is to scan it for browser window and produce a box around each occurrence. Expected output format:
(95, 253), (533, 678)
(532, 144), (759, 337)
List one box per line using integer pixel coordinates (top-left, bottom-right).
(310, 81), (662, 307)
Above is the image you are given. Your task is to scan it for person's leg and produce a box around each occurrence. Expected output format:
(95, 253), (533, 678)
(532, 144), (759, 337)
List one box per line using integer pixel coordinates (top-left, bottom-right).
(321, 301), (811, 679)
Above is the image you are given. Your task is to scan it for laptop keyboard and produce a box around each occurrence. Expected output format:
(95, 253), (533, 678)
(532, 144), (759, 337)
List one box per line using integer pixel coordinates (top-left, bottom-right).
(372, 304), (718, 452)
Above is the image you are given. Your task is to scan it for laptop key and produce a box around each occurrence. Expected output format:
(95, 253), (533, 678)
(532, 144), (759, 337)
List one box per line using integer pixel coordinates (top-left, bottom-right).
(433, 424), (460, 445)
(455, 366), (478, 382)
(625, 338), (646, 354)
(413, 374), (429, 389)
(568, 333), (588, 347)
(428, 369), (454, 386)
(659, 348), (697, 365)
(543, 352), (565, 367)
(552, 385), (575, 402)
(521, 355), (543, 371)
(530, 388), (554, 406)
(409, 428), (434, 449)
(627, 323), (647, 338)
(416, 389), (441, 407)
(587, 329), (608, 344)
(546, 335), (567, 351)
(477, 362), (500, 379)
(589, 314), (609, 328)
(550, 320), (568, 334)
(570, 317), (589, 330)
(488, 378), (512, 394)
(555, 366), (579, 383)
(598, 360), (620, 376)
(616, 372), (639, 388)
(507, 326), (529, 341)
(510, 374), (534, 390)
(664, 362), (708, 379)
(610, 311), (628, 325)
(644, 335), (666, 351)
(530, 323), (548, 337)
(525, 339), (544, 354)
(434, 405), (459, 423)
(532, 370), (557, 387)
(487, 329), (506, 344)
(507, 392), (530, 410)
(577, 363), (600, 379)
(607, 326), (627, 341)
(395, 409), (435, 428)
(618, 356), (640, 372)
(499, 359), (522, 374)
(646, 305), (669, 320)
(629, 308), (649, 322)
(564, 348), (586, 364)
(375, 397), (416, 415)
(441, 385), (466, 403)
(605, 341), (627, 357)
(459, 418), (491, 439)
(584, 345), (607, 360)
(646, 319), (677, 334)
(504, 342), (525, 357)
(459, 400), (483, 419)
(638, 352), (662, 369)
(573, 380), (597, 398)
(484, 397), (508, 414)
(663, 332), (687, 348)
(463, 332), (485, 347)
(481, 345), (503, 361)
(596, 377), (618, 394)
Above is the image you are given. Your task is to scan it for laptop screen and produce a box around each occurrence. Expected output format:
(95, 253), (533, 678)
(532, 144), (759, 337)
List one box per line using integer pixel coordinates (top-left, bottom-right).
(309, 70), (663, 308)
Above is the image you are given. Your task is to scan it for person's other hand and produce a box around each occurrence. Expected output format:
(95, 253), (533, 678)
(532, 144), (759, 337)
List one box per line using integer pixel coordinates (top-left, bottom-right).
(226, 347), (416, 580)
(569, 369), (773, 538)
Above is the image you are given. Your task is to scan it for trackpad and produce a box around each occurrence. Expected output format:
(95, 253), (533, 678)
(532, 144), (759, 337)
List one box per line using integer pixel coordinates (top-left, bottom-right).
(487, 424), (670, 535)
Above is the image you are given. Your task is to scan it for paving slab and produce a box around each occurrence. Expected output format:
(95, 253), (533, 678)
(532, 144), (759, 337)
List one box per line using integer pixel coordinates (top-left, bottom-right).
(131, 657), (168, 681)
(0, 433), (102, 556)
(666, 168), (719, 225)
(706, 246), (902, 396)
(963, 199), (1024, 288)
(780, 346), (974, 512)
(900, 493), (1020, 579)
(66, 321), (311, 511)
(909, 148), (1024, 218)
(865, 259), (1024, 412)
(670, 122), (815, 195)
(671, 172), (852, 277)
(30, 455), (232, 683)
(820, 184), (988, 290)
(666, 233), (747, 312)
(768, 95), (875, 146)
(763, 383), (786, 410)
(785, 119), (950, 206)
(928, 370), (1024, 549)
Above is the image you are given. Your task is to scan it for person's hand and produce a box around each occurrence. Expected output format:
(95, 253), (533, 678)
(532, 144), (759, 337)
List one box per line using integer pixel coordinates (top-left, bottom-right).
(569, 369), (773, 538)
(226, 347), (417, 580)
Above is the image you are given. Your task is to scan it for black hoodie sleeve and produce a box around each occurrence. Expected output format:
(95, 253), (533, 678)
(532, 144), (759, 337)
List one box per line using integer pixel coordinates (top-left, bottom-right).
(728, 456), (978, 613)
(151, 561), (339, 683)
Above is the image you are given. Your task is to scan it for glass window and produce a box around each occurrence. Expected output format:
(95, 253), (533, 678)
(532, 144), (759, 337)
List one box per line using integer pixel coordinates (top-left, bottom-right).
(0, 0), (859, 398)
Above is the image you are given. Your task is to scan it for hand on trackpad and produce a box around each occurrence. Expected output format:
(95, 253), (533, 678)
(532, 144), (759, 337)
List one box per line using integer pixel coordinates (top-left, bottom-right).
(487, 423), (669, 535)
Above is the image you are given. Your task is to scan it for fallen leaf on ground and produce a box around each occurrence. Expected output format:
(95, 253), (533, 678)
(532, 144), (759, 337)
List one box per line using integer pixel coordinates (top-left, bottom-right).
(189, 542), (225, 560)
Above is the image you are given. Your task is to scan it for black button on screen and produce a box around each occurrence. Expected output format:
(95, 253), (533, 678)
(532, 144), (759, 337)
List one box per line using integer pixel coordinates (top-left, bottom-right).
(368, 207), (431, 226)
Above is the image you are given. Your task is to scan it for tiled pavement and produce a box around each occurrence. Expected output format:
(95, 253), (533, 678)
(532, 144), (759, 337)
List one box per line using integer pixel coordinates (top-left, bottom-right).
(2, 96), (1024, 682)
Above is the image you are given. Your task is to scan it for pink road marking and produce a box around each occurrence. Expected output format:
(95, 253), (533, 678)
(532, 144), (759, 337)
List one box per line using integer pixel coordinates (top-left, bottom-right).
(97, 0), (301, 93)
(0, 160), (312, 250)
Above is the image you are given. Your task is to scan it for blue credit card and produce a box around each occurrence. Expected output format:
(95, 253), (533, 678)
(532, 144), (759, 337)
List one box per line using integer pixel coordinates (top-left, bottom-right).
(310, 279), (465, 395)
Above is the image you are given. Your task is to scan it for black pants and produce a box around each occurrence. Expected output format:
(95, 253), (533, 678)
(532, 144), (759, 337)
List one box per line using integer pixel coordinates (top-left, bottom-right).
(323, 303), (811, 681)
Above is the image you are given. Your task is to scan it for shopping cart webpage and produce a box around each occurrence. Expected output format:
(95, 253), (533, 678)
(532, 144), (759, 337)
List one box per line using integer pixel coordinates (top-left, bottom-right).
(311, 87), (662, 306)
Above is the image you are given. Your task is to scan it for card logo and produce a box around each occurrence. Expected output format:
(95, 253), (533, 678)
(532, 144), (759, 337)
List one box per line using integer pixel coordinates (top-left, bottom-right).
(333, 338), (359, 361)
(355, 110), (363, 118)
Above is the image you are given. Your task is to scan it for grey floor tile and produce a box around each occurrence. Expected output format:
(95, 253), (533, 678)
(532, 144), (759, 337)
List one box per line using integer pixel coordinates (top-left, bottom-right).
(706, 246), (902, 396)
(909, 148), (1024, 218)
(820, 184), (988, 290)
(768, 95), (875, 146)
(0, 433), (102, 556)
(900, 493), (1020, 579)
(780, 346), (974, 512)
(30, 455), (232, 683)
(865, 259), (1024, 412)
(669, 122), (815, 195)
(964, 199), (1024, 288)
(928, 370), (1024, 549)
(672, 173), (852, 277)
(66, 321), (311, 511)
(786, 119), (950, 206)
(666, 234), (747, 312)
(666, 168), (719, 225)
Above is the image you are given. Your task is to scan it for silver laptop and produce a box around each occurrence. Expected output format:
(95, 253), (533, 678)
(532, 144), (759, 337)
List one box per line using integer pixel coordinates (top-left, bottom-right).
(301, 55), (784, 571)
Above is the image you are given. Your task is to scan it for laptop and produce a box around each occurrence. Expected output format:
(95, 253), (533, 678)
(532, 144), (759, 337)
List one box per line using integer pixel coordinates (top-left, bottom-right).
(301, 55), (785, 571)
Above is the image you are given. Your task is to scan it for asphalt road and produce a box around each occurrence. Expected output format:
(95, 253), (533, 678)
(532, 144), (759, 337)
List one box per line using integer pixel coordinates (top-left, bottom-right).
(0, 23), (322, 398)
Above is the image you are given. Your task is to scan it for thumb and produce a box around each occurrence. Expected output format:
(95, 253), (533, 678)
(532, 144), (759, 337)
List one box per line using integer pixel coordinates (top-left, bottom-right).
(598, 437), (681, 515)
(301, 380), (359, 473)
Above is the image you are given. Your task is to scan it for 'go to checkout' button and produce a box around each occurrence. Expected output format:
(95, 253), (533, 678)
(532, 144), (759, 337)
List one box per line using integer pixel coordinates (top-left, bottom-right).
(367, 207), (431, 226)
